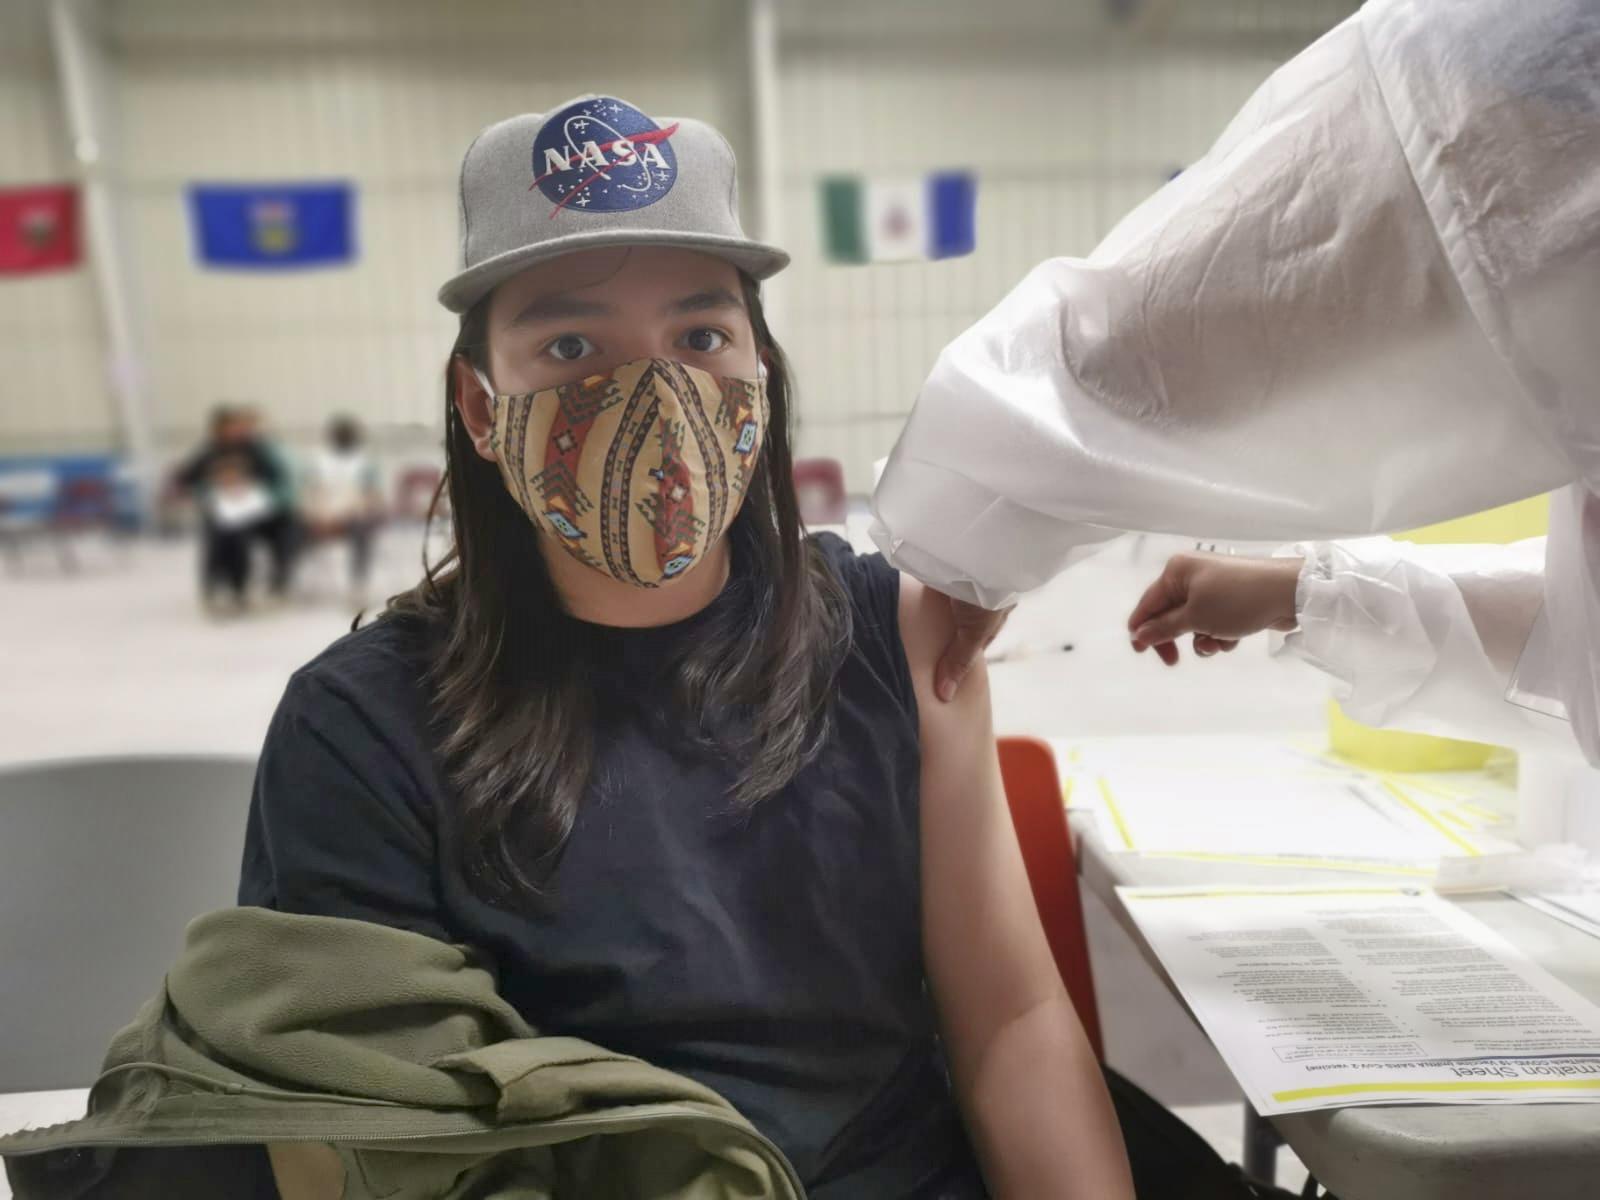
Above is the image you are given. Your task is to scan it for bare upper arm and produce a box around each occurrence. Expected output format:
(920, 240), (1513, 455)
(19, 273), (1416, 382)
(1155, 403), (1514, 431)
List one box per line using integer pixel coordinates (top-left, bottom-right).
(898, 575), (1066, 1084)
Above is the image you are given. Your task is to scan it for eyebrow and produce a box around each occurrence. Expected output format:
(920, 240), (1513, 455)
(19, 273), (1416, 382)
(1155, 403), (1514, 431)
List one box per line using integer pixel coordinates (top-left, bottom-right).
(506, 285), (744, 328)
(663, 287), (744, 316)
(506, 294), (615, 327)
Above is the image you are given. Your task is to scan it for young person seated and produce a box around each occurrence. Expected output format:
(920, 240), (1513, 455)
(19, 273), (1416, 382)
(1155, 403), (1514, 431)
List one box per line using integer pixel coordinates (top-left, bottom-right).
(242, 96), (1134, 1200)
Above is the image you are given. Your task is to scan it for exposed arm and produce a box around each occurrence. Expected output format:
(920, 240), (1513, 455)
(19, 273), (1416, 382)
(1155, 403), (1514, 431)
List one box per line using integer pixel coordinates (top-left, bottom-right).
(901, 575), (1133, 1199)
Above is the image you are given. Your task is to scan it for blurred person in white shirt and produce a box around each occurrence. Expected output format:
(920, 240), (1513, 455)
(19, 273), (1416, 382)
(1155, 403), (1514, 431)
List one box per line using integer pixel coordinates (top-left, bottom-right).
(303, 414), (384, 600)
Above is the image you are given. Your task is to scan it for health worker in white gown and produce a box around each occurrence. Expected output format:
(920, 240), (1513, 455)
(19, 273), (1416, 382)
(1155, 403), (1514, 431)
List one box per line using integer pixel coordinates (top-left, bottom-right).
(872, 0), (1600, 762)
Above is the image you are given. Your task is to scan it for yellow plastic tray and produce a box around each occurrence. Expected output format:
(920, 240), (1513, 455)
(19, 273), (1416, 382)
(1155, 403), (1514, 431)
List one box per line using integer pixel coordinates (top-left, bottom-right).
(1326, 700), (1495, 773)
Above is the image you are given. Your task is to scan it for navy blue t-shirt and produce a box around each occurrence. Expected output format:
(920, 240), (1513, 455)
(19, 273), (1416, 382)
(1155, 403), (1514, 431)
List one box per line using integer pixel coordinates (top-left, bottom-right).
(238, 534), (987, 1199)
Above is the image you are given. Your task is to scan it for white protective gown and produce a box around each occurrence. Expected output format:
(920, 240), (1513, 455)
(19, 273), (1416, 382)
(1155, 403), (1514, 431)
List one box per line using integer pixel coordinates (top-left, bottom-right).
(870, 0), (1600, 761)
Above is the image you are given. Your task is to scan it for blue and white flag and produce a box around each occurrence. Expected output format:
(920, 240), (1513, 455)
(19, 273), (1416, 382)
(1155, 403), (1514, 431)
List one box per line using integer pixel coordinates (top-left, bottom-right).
(189, 182), (355, 268)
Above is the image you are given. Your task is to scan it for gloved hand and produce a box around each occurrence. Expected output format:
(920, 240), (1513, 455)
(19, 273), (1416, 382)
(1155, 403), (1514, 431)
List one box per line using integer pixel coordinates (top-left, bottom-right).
(1128, 553), (1303, 666)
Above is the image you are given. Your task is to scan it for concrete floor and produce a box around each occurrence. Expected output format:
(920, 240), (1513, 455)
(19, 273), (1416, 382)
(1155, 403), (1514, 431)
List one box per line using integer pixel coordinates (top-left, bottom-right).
(1, 522), (1328, 1190)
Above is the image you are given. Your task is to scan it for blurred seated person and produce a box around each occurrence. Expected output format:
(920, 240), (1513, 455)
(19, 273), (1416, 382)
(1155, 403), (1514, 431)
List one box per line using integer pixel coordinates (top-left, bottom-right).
(174, 404), (296, 610)
(237, 403), (299, 518)
(303, 414), (384, 599)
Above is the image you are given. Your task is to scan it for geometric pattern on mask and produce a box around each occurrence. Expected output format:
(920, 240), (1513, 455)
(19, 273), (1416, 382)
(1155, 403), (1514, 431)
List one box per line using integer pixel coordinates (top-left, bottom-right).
(715, 375), (765, 497)
(636, 413), (705, 579)
(494, 357), (767, 588)
(526, 372), (627, 573)
(666, 360), (729, 558)
(599, 365), (674, 586)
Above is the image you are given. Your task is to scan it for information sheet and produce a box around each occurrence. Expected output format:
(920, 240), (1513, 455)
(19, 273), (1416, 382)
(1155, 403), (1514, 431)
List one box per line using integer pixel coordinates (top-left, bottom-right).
(1119, 885), (1600, 1114)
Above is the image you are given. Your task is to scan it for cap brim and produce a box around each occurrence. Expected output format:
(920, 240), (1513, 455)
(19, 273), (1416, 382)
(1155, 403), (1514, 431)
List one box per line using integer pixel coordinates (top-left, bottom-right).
(437, 229), (789, 314)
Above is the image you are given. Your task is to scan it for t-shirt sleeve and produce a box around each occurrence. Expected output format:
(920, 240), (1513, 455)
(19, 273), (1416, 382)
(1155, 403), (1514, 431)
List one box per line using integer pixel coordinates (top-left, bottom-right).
(237, 670), (451, 943)
(810, 532), (915, 714)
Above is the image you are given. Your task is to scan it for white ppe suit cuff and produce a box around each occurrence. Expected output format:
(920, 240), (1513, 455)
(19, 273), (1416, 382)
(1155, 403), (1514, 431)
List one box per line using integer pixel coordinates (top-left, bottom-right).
(1270, 539), (1440, 724)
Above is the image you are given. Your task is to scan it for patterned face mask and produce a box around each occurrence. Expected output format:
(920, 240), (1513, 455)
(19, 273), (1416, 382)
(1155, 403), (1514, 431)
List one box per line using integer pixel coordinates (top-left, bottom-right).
(480, 357), (768, 587)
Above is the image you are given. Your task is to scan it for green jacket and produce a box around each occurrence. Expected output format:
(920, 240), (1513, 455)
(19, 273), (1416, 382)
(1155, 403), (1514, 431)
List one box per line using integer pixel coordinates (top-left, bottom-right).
(0, 908), (805, 1199)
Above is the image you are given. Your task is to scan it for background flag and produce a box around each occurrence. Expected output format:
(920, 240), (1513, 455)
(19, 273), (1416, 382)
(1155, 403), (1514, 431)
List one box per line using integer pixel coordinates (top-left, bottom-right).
(0, 185), (80, 275)
(821, 171), (975, 264)
(188, 182), (355, 268)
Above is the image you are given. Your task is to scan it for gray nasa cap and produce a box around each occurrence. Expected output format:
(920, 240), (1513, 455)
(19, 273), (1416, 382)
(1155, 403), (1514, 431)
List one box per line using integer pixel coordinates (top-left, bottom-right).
(438, 94), (789, 313)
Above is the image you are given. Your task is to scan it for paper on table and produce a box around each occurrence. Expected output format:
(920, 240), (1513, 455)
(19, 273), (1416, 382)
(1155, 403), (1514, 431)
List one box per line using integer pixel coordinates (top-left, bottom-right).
(1087, 769), (1514, 866)
(1119, 885), (1600, 1115)
(1054, 736), (1354, 780)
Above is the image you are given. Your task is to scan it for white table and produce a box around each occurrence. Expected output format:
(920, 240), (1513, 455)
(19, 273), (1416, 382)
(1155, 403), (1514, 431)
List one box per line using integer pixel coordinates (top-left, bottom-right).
(1069, 769), (1600, 1200)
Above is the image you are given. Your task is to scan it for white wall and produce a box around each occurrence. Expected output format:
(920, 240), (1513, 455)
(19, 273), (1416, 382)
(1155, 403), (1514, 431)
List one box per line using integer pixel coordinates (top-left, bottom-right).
(0, 0), (1357, 481)
(110, 0), (753, 459)
(0, 0), (113, 452)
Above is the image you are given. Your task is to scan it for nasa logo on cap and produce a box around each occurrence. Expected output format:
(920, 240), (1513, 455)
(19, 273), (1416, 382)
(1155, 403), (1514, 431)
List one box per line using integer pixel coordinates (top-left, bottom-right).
(530, 97), (679, 217)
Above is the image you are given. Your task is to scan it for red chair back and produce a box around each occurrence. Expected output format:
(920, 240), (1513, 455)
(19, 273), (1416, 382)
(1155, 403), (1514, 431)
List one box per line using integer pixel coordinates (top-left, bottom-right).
(791, 458), (847, 526)
(997, 736), (1104, 1060)
(394, 465), (446, 522)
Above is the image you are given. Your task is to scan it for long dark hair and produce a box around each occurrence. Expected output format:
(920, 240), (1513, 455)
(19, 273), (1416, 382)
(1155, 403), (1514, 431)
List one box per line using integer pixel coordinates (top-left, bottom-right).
(386, 273), (850, 907)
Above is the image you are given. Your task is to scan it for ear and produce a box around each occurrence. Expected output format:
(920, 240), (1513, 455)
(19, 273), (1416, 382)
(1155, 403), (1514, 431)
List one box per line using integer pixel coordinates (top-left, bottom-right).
(452, 357), (498, 463)
(757, 348), (771, 380)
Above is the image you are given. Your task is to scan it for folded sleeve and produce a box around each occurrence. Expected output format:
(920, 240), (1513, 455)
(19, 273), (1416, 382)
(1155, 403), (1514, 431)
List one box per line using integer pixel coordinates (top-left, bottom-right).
(1275, 536), (1568, 750)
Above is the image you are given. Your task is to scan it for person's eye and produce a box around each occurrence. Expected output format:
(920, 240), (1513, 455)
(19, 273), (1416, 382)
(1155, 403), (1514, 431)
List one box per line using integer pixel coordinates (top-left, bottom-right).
(545, 333), (597, 362)
(681, 327), (729, 354)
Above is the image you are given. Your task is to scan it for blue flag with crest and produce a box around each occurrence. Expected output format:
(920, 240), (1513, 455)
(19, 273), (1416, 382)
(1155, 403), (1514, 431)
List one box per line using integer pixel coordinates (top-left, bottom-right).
(189, 183), (355, 268)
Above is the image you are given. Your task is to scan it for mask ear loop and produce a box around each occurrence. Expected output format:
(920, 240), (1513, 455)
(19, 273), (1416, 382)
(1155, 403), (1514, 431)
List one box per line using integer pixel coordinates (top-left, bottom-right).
(463, 364), (502, 462)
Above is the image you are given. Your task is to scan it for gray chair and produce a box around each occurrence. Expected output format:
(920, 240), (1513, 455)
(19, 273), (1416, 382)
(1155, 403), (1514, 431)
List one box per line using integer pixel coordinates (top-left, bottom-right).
(0, 755), (256, 1091)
